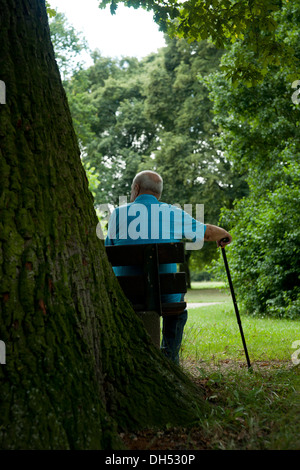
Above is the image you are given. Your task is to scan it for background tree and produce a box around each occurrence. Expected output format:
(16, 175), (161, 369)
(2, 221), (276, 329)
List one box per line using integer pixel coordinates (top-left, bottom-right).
(98, 0), (299, 314)
(49, 10), (90, 82)
(205, 0), (300, 318)
(84, 53), (157, 204)
(141, 36), (249, 277)
(0, 0), (207, 449)
(64, 36), (248, 279)
(100, 0), (299, 85)
(99, 0), (299, 315)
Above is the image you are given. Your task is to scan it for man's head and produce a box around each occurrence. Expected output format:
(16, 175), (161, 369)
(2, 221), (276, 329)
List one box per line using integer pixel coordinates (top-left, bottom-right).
(130, 170), (163, 202)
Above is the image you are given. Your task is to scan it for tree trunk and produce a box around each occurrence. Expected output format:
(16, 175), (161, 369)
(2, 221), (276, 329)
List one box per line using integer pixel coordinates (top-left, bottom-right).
(0, 0), (206, 450)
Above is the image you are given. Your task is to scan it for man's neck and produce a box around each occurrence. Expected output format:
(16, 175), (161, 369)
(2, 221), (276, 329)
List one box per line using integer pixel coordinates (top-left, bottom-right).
(135, 191), (159, 201)
(139, 190), (158, 198)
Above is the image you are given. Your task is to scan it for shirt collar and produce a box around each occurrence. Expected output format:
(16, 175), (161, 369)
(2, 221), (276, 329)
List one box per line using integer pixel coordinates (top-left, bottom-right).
(134, 194), (159, 203)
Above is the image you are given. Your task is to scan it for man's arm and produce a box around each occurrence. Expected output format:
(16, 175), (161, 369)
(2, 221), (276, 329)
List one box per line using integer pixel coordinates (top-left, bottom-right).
(204, 224), (232, 247)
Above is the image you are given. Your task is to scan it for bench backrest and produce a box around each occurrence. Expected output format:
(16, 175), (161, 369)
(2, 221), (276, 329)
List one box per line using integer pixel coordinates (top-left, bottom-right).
(105, 242), (187, 315)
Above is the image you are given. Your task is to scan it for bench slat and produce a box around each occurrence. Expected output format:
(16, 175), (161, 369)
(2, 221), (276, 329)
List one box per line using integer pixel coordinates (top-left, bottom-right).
(115, 272), (186, 297)
(161, 302), (187, 316)
(105, 242), (185, 266)
(160, 273), (187, 294)
(131, 302), (186, 317)
(157, 243), (185, 264)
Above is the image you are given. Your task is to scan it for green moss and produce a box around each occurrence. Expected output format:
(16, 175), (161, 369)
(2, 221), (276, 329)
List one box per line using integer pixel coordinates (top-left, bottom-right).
(16, 208), (35, 238)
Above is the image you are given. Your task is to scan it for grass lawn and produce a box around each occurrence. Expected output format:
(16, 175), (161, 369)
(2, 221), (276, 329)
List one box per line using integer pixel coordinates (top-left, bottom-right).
(178, 283), (300, 450)
(182, 302), (300, 363)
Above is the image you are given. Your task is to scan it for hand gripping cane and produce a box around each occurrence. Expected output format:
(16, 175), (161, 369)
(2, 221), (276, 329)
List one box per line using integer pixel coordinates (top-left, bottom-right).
(220, 238), (251, 369)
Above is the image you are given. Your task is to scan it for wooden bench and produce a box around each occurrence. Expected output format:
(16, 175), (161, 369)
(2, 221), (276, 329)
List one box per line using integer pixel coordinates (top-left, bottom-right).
(105, 242), (187, 347)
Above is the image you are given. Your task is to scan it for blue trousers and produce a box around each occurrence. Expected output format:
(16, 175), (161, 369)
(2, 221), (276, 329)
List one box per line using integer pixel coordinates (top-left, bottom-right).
(161, 308), (188, 365)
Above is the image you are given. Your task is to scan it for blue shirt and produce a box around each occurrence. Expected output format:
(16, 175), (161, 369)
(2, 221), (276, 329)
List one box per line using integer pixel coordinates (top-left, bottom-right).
(105, 194), (206, 302)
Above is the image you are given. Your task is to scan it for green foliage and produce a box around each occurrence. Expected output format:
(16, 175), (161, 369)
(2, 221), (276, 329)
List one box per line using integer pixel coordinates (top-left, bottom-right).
(219, 157), (300, 319)
(80, 53), (156, 205)
(49, 10), (90, 81)
(204, 1), (300, 318)
(46, 1), (56, 18)
(82, 161), (101, 197)
(99, 0), (180, 24)
(99, 0), (299, 85)
(64, 68), (98, 149)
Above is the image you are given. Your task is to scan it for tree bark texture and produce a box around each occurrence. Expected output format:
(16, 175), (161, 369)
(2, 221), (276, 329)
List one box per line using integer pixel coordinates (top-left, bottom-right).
(0, 0), (206, 449)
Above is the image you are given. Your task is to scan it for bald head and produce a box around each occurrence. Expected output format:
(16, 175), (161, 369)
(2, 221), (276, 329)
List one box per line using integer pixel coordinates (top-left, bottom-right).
(130, 170), (163, 202)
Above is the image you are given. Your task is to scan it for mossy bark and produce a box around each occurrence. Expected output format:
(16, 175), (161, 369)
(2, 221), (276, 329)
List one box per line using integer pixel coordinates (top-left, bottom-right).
(0, 0), (206, 449)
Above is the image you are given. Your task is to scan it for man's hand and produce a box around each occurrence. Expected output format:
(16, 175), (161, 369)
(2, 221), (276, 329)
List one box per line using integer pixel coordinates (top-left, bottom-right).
(204, 224), (232, 247)
(217, 235), (232, 248)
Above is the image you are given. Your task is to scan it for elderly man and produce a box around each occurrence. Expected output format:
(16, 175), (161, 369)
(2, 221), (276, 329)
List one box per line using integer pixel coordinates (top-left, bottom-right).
(105, 170), (232, 364)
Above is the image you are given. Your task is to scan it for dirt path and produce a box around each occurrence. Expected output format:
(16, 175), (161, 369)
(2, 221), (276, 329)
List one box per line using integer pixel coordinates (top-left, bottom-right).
(187, 302), (223, 308)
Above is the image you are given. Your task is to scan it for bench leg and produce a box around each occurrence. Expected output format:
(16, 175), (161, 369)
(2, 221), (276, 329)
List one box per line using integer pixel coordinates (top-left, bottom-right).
(138, 312), (160, 348)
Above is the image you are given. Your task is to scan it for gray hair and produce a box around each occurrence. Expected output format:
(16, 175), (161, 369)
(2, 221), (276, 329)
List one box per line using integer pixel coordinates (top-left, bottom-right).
(132, 170), (163, 197)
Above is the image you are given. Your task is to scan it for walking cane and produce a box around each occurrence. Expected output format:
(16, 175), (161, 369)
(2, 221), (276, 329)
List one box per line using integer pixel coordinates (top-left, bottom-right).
(220, 238), (252, 370)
